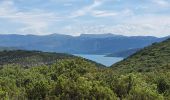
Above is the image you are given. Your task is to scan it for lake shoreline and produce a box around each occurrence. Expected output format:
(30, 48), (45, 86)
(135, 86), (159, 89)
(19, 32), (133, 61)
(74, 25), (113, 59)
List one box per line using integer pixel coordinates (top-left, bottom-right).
(74, 54), (123, 66)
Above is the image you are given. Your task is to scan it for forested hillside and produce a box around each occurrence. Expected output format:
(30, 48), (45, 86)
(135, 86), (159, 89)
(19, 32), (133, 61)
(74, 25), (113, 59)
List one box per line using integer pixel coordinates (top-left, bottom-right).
(110, 38), (170, 99)
(0, 50), (74, 67)
(0, 58), (166, 100)
(0, 38), (170, 99)
(112, 38), (170, 73)
(106, 48), (140, 57)
(0, 50), (104, 67)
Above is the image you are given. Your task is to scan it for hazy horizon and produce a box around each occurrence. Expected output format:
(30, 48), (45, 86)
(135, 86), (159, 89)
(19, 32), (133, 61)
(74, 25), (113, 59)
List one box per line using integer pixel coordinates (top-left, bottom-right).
(0, 0), (170, 37)
(0, 33), (169, 38)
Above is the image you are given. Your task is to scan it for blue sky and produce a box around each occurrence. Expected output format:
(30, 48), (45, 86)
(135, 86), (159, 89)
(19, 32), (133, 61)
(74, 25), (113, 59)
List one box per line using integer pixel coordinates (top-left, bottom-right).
(0, 0), (170, 37)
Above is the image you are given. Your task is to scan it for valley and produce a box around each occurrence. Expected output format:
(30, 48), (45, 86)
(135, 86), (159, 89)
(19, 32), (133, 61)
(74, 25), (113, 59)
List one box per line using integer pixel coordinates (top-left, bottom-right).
(0, 0), (170, 99)
(0, 38), (169, 99)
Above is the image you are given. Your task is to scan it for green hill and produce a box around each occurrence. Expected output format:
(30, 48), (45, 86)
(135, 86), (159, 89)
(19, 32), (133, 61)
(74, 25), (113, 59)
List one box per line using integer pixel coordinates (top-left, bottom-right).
(0, 57), (165, 100)
(0, 50), (74, 67)
(110, 38), (170, 99)
(0, 50), (104, 67)
(111, 38), (170, 73)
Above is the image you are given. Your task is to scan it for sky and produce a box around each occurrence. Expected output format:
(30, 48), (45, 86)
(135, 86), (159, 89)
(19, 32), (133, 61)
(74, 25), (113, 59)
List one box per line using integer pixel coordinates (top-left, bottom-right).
(0, 0), (170, 37)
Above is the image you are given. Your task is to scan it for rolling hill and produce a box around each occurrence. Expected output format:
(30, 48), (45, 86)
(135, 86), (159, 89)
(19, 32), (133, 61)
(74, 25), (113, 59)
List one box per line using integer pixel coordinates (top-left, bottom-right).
(0, 50), (104, 67)
(111, 38), (170, 73)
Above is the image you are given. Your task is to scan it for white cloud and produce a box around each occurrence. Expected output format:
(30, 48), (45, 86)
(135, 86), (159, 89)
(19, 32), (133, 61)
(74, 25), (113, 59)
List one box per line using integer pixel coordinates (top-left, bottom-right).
(91, 10), (118, 17)
(151, 0), (170, 7)
(70, 0), (104, 18)
(0, 0), (170, 37)
(69, 0), (134, 18)
(59, 15), (170, 37)
(0, 0), (62, 35)
(91, 8), (133, 18)
(63, 3), (73, 6)
(111, 15), (170, 37)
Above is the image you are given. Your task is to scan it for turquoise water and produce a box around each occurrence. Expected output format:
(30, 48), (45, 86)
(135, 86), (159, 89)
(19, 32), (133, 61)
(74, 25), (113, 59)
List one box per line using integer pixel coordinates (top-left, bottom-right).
(74, 54), (123, 66)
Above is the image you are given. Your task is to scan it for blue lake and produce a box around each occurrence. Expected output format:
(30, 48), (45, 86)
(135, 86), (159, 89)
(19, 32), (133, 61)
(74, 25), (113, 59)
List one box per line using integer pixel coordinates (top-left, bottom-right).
(74, 54), (124, 66)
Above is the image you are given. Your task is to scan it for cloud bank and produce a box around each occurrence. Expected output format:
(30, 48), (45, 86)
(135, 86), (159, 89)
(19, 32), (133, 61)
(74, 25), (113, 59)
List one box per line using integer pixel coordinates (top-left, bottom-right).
(0, 0), (169, 37)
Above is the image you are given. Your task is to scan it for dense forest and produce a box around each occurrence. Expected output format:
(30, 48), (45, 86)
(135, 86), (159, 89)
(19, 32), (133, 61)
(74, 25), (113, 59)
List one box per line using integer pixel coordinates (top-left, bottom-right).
(112, 38), (170, 73)
(0, 39), (170, 99)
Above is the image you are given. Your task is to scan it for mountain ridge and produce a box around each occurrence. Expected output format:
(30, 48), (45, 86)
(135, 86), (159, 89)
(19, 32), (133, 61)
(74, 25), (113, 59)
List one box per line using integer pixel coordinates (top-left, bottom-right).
(0, 33), (168, 54)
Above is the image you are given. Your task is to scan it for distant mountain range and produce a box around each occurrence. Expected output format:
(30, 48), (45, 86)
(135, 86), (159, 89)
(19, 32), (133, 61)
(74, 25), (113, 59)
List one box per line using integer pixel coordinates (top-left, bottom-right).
(0, 33), (168, 55)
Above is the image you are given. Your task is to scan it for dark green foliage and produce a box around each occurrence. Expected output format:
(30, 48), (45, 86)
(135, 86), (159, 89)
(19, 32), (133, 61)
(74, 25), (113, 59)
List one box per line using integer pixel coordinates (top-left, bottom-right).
(0, 59), (118, 99)
(0, 58), (167, 100)
(157, 78), (169, 94)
